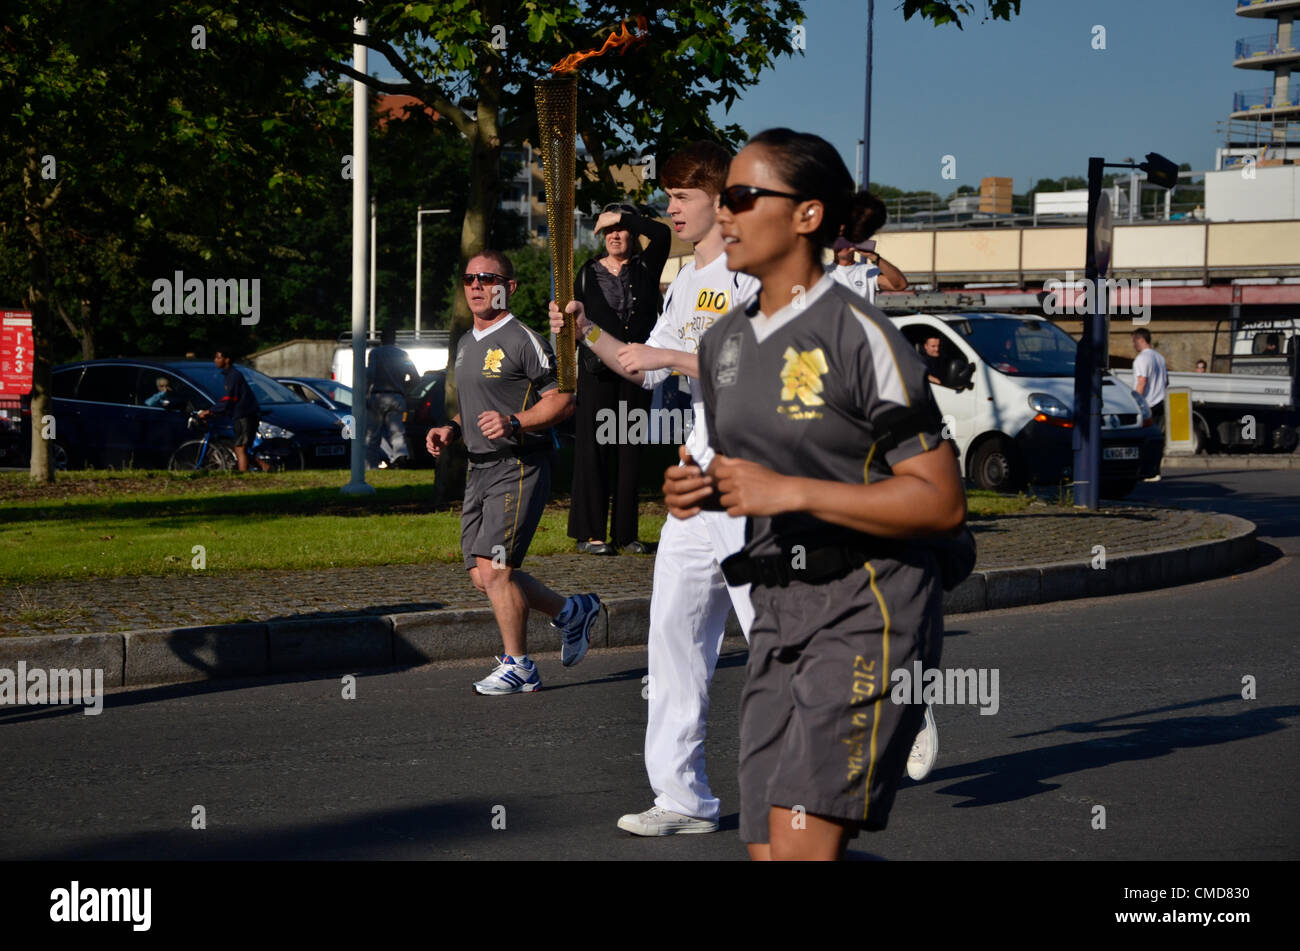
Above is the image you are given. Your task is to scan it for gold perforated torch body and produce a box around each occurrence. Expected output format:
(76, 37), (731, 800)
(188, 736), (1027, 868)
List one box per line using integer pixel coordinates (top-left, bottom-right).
(534, 75), (579, 392)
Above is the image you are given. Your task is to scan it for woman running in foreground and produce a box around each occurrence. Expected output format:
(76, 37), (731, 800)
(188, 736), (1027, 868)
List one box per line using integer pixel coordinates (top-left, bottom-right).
(664, 128), (968, 861)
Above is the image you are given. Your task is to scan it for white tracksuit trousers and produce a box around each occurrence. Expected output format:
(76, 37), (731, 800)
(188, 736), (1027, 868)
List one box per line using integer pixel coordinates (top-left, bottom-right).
(646, 510), (754, 822)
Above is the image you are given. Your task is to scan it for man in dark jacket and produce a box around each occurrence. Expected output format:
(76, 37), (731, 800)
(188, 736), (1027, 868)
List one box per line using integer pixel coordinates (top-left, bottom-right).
(366, 325), (420, 468)
(569, 202), (672, 554)
(198, 347), (268, 472)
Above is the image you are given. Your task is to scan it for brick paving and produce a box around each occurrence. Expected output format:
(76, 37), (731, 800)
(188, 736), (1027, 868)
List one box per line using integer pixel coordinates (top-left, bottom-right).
(0, 504), (1235, 637)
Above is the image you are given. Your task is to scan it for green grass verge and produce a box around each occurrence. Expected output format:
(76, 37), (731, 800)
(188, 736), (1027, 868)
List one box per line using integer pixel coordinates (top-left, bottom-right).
(0, 470), (1028, 583)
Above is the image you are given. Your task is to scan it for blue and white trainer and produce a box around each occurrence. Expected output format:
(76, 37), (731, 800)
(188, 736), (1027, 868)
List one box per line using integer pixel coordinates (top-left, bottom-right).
(554, 593), (602, 667)
(473, 655), (542, 695)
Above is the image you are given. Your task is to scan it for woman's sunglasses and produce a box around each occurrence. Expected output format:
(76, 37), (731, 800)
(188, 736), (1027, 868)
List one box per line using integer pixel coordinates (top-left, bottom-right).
(719, 184), (806, 214)
(462, 272), (509, 286)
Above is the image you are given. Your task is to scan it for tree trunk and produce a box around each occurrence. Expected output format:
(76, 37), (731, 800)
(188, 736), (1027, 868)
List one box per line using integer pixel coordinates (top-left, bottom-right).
(437, 51), (504, 507)
(80, 296), (96, 361)
(21, 148), (56, 484)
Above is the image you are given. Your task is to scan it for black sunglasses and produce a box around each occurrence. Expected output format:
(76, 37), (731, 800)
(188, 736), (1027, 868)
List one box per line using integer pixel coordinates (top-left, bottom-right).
(719, 184), (806, 213)
(601, 202), (639, 215)
(462, 272), (509, 286)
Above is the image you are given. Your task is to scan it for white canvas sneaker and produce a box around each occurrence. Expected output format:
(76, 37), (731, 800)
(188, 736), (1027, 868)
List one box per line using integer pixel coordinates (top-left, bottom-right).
(617, 806), (719, 836)
(907, 704), (939, 781)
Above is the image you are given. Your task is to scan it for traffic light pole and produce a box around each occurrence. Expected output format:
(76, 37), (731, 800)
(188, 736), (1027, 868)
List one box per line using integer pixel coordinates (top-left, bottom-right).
(1073, 157), (1106, 510)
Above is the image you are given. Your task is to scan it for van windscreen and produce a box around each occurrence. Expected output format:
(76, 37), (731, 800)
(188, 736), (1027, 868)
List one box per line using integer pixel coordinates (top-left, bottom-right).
(954, 317), (1077, 377)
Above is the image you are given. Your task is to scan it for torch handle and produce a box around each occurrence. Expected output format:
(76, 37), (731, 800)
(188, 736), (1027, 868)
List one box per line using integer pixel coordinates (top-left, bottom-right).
(536, 75), (579, 393)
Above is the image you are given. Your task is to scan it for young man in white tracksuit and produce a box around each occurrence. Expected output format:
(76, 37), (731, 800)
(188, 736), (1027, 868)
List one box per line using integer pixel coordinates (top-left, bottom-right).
(550, 142), (759, 835)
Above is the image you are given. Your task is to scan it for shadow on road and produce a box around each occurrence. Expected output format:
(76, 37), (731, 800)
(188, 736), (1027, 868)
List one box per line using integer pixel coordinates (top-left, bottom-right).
(923, 696), (1298, 808)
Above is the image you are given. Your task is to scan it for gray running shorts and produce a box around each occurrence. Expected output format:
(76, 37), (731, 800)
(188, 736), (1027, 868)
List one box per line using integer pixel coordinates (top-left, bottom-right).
(738, 550), (943, 844)
(461, 455), (551, 571)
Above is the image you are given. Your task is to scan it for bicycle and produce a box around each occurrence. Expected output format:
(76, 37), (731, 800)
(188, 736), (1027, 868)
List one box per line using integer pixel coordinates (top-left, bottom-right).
(169, 414), (237, 472)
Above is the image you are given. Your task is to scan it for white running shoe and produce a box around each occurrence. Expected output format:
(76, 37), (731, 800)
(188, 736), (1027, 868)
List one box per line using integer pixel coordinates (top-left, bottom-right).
(473, 655), (542, 695)
(617, 806), (718, 836)
(907, 705), (938, 781)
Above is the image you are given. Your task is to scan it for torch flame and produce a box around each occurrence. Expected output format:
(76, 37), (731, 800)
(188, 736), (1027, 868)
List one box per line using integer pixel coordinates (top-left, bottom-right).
(550, 16), (648, 73)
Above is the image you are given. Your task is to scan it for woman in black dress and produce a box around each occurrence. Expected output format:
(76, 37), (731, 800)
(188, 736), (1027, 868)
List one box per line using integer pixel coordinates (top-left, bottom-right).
(569, 202), (671, 554)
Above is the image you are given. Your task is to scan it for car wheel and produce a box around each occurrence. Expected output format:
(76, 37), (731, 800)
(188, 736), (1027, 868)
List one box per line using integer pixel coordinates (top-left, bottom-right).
(969, 438), (1024, 493)
(1193, 416), (1212, 455)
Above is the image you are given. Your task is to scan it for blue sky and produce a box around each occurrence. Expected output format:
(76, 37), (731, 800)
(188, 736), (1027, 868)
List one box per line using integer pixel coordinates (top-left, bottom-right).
(366, 0), (1245, 193)
(710, 0), (1243, 192)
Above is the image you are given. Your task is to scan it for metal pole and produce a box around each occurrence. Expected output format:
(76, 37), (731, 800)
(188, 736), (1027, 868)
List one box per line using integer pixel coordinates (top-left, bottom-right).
(369, 198), (377, 338)
(414, 208), (450, 337)
(342, 17), (374, 497)
(862, 0), (874, 190)
(855, 140), (863, 190)
(526, 142), (533, 237)
(415, 205), (423, 338)
(1073, 156), (1105, 510)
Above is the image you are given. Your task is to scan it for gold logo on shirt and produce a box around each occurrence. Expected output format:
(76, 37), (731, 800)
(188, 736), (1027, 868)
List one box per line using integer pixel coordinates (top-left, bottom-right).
(780, 347), (828, 405)
(778, 347), (827, 420)
(483, 347), (504, 376)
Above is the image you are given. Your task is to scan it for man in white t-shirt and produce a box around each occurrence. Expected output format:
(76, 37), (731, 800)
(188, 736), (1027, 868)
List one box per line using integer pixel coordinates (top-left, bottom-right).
(1132, 327), (1168, 481)
(1131, 328), (1168, 425)
(551, 142), (759, 836)
(825, 204), (909, 305)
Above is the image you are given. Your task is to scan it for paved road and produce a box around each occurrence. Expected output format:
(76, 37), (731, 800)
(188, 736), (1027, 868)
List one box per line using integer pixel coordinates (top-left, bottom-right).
(0, 470), (1295, 860)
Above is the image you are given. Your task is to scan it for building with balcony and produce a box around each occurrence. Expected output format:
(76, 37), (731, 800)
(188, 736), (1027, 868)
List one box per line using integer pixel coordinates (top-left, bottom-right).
(1222, 0), (1300, 167)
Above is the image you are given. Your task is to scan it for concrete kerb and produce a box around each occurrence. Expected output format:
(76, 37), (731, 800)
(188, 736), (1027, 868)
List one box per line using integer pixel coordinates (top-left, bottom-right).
(9, 515), (1257, 690)
(0, 632), (125, 688)
(1161, 454), (1300, 470)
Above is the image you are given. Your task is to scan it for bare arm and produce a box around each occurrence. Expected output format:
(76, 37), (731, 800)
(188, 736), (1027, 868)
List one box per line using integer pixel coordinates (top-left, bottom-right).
(518, 388), (574, 430)
(710, 442), (966, 538)
(872, 254), (908, 293)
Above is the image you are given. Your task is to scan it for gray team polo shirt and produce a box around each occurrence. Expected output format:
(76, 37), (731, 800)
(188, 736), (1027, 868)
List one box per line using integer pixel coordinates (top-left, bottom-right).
(697, 275), (943, 559)
(453, 312), (559, 457)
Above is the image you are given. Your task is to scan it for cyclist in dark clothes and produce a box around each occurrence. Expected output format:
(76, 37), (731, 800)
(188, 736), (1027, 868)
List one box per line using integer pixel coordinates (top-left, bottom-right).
(198, 347), (268, 472)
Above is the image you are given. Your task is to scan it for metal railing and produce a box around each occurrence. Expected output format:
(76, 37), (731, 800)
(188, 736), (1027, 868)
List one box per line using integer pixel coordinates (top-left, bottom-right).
(1236, 33), (1299, 58)
(1234, 87), (1300, 111)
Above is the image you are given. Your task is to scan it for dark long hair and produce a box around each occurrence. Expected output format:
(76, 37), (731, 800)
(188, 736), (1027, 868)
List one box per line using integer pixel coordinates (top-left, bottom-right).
(746, 128), (886, 248)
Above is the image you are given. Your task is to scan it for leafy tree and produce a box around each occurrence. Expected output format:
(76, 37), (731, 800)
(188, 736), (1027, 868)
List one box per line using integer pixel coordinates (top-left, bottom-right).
(901, 1), (1023, 29)
(1, 0), (344, 480)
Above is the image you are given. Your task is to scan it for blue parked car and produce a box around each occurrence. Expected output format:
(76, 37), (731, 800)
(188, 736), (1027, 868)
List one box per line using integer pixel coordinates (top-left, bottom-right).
(22, 358), (349, 469)
(276, 377), (353, 419)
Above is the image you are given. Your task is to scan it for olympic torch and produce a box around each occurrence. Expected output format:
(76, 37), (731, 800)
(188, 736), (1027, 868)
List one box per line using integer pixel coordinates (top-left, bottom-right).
(534, 75), (579, 392)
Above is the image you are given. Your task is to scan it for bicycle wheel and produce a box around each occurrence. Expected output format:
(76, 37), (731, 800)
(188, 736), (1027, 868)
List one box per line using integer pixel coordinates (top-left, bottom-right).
(170, 439), (233, 472)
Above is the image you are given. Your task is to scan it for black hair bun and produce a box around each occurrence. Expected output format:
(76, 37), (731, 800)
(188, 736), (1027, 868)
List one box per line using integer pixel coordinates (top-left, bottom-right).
(844, 191), (887, 244)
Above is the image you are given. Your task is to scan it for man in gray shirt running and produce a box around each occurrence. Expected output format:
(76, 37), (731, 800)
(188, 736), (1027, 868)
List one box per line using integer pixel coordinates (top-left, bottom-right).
(425, 249), (604, 694)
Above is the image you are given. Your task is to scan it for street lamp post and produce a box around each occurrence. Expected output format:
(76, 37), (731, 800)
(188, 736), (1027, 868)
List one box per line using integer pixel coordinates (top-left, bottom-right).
(342, 17), (374, 497)
(862, 0), (874, 191)
(369, 199), (377, 338)
(1073, 151), (1178, 510)
(414, 207), (450, 338)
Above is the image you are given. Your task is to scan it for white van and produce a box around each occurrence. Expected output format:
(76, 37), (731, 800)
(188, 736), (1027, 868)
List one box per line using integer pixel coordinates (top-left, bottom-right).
(889, 313), (1162, 498)
(331, 330), (450, 389)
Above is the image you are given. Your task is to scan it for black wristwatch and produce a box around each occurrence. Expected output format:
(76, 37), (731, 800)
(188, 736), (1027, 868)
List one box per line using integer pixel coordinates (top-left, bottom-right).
(508, 414), (521, 436)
